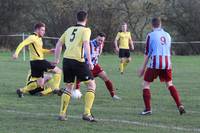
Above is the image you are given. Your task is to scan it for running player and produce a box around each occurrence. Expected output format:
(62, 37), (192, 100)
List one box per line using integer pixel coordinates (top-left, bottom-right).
(114, 22), (134, 74)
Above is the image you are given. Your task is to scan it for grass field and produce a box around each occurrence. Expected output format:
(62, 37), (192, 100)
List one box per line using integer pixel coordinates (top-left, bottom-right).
(0, 52), (200, 133)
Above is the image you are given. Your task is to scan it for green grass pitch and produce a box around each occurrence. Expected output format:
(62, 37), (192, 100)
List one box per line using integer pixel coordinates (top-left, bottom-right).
(0, 52), (200, 133)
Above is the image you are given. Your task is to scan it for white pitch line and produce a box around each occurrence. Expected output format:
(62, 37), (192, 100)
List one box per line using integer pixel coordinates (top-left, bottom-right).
(1, 109), (200, 132)
(5, 102), (200, 114)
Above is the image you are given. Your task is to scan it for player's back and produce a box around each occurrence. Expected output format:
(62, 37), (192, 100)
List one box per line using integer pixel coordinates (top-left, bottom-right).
(149, 28), (171, 56)
(147, 28), (172, 69)
(62, 25), (91, 62)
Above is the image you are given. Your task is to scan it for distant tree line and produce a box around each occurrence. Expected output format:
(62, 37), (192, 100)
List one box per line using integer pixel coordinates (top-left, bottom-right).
(0, 0), (200, 55)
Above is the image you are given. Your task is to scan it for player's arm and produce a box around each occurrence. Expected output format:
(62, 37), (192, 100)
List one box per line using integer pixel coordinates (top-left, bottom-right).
(138, 55), (149, 77)
(138, 35), (150, 77)
(83, 28), (93, 70)
(43, 48), (55, 54)
(54, 32), (65, 64)
(54, 40), (63, 65)
(129, 33), (134, 50)
(114, 33), (120, 52)
(99, 43), (104, 55)
(12, 36), (33, 59)
(84, 41), (93, 70)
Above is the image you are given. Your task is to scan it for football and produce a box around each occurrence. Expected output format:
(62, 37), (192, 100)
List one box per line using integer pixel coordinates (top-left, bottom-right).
(71, 89), (82, 99)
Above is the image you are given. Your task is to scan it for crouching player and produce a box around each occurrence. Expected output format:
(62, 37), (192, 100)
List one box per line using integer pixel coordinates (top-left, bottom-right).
(26, 70), (62, 96)
(12, 22), (62, 97)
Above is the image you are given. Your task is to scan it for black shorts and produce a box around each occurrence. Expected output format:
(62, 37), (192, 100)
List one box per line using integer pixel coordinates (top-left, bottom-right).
(30, 60), (55, 78)
(26, 76), (44, 95)
(119, 49), (130, 58)
(63, 58), (93, 83)
(29, 87), (44, 95)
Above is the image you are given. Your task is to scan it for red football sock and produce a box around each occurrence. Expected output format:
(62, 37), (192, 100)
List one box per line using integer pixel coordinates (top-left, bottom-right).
(105, 80), (115, 97)
(143, 89), (151, 111)
(76, 80), (81, 90)
(168, 86), (181, 107)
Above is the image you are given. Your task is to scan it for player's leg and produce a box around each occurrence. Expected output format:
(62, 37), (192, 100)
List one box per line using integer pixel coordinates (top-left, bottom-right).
(40, 72), (62, 96)
(123, 58), (129, 69)
(160, 69), (185, 115)
(28, 74), (51, 96)
(58, 83), (73, 121)
(98, 71), (121, 99)
(39, 74), (54, 96)
(119, 58), (125, 74)
(16, 70), (36, 97)
(166, 81), (185, 115)
(16, 77), (43, 98)
(76, 61), (96, 122)
(29, 73), (52, 96)
(29, 87), (44, 95)
(17, 80), (39, 97)
(75, 80), (81, 90)
(41, 61), (62, 95)
(140, 68), (156, 115)
(58, 58), (74, 120)
(49, 66), (62, 90)
(118, 49), (126, 74)
(123, 50), (131, 70)
(83, 79), (96, 122)
(141, 81), (152, 115)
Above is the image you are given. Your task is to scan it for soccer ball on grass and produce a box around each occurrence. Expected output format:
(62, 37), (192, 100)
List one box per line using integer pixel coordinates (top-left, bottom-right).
(71, 89), (82, 99)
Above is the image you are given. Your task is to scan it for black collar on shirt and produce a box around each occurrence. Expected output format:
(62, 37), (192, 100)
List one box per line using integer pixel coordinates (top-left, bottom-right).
(32, 32), (41, 38)
(32, 32), (37, 36)
(75, 24), (86, 27)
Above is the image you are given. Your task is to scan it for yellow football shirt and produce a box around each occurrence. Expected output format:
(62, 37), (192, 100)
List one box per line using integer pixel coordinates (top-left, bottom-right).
(115, 32), (131, 49)
(59, 25), (91, 62)
(15, 33), (50, 61)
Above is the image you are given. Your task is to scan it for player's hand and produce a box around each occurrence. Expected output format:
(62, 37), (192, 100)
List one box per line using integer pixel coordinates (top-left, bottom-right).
(88, 62), (94, 70)
(115, 47), (119, 53)
(50, 49), (55, 54)
(51, 60), (59, 65)
(138, 67), (145, 78)
(12, 53), (18, 60)
(131, 45), (134, 51)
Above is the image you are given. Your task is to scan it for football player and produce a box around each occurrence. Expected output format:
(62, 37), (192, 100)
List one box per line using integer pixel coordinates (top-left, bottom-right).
(75, 32), (121, 100)
(138, 17), (186, 115)
(114, 22), (134, 74)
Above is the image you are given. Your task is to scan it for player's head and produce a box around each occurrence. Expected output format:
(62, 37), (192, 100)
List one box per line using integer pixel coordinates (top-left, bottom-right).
(96, 32), (106, 46)
(151, 17), (161, 28)
(34, 22), (46, 37)
(121, 22), (127, 32)
(77, 10), (88, 23)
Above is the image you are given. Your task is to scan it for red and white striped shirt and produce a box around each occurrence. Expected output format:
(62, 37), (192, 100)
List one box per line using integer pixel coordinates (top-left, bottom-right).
(145, 28), (171, 69)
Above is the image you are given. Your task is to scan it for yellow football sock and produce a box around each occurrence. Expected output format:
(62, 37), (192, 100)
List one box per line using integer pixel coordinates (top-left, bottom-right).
(21, 81), (38, 93)
(123, 61), (128, 70)
(119, 62), (124, 73)
(52, 73), (61, 89)
(84, 90), (95, 115)
(40, 87), (53, 95)
(60, 92), (71, 116)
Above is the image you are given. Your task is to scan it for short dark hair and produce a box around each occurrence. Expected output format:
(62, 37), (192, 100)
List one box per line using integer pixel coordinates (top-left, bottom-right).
(77, 11), (88, 22)
(152, 17), (161, 28)
(122, 22), (127, 25)
(98, 32), (106, 37)
(34, 22), (45, 30)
